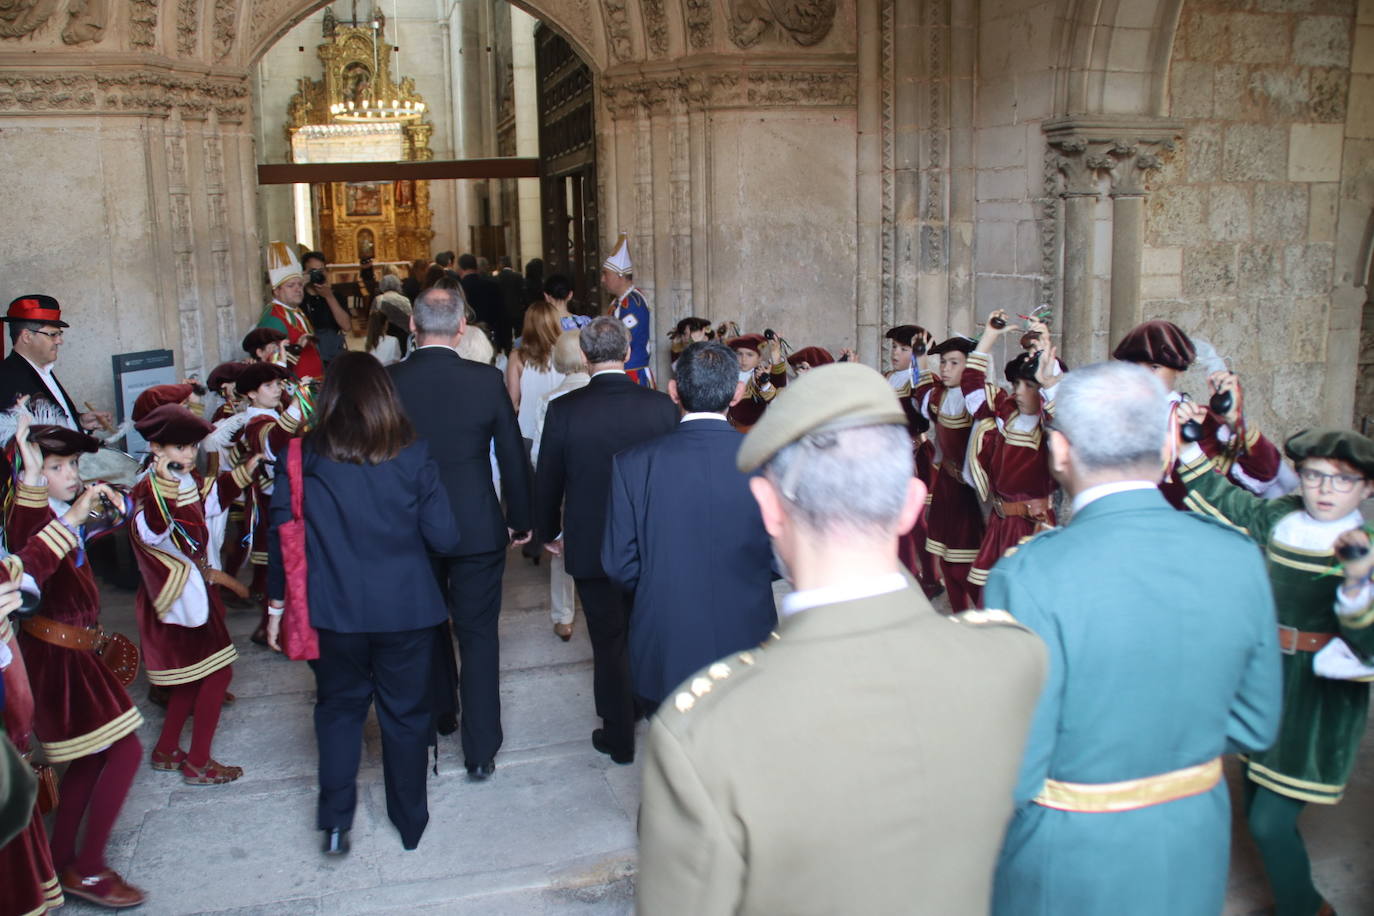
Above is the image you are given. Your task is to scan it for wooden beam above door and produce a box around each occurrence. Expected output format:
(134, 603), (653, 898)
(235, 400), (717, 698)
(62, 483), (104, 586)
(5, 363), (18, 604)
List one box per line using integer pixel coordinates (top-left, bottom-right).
(256, 158), (540, 185)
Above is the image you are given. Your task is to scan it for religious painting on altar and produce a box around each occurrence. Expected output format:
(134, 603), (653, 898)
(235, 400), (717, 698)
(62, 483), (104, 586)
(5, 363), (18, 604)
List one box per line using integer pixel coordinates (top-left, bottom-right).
(394, 179), (415, 208)
(345, 182), (384, 216)
(356, 228), (376, 260)
(343, 62), (373, 106)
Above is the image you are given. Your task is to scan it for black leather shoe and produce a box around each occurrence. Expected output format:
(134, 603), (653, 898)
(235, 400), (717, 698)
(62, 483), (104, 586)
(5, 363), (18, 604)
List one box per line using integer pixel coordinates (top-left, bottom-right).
(591, 728), (634, 765)
(466, 760), (495, 780)
(436, 713), (459, 736)
(322, 828), (350, 857)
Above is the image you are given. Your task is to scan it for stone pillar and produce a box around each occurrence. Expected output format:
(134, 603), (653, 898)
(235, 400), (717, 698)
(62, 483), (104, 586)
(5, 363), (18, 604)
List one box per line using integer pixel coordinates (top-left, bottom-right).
(1048, 137), (1106, 364)
(510, 6), (542, 269)
(1105, 140), (1171, 348)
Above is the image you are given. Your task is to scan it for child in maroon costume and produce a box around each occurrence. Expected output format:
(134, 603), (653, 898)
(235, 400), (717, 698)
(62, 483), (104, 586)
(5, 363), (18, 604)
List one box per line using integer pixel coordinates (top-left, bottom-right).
(6, 421), (146, 909)
(130, 404), (257, 785)
(726, 334), (788, 432)
(0, 464), (114, 916)
(912, 334), (984, 611)
(961, 312), (1060, 607)
(1109, 319), (1285, 507)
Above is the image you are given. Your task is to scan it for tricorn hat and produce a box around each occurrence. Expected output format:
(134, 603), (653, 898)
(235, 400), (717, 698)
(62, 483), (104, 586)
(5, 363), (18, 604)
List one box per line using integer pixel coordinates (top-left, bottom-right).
(1284, 429), (1374, 480)
(27, 424), (99, 458)
(1112, 320), (1195, 371)
(929, 336), (976, 356)
(135, 404), (214, 446)
(884, 325), (923, 348)
(4, 295), (68, 328)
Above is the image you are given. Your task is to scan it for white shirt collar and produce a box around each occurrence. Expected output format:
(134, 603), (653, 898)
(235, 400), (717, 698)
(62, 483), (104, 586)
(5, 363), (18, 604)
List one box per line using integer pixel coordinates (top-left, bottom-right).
(20, 352), (56, 375)
(1071, 479), (1158, 513)
(781, 572), (907, 618)
(1273, 509), (1365, 552)
(416, 343), (457, 353)
(592, 368), (626, 378)
(681, 412), (727, 423)
(245, 405), (279, 419)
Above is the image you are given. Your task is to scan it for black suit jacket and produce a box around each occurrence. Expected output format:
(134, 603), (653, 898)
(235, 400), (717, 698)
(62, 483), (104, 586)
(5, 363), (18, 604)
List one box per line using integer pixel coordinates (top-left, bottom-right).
(389, 346), (531, 556)
(534, 372), (678, 579)
(0, 351), (80, 423)
(265, 439), (460, 632)
(460, 274), (511, 351)
(602, 417), (778, 702)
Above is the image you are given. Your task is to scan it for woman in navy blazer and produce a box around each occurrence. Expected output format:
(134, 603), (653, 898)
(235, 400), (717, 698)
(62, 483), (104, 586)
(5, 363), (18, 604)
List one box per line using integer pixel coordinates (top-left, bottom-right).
(265, 351), (459, 856)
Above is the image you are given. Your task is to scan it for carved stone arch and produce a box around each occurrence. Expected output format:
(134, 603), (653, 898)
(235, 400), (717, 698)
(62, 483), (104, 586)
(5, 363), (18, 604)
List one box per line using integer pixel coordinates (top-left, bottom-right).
(1053, 0), (1184, 118)
(242, 0), (607, 72)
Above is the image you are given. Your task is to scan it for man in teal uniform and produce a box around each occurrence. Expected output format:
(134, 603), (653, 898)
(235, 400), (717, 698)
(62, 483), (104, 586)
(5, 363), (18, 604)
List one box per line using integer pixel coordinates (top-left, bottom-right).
(987, 361), (1283, 916)
(1176, 410), (1374, 916)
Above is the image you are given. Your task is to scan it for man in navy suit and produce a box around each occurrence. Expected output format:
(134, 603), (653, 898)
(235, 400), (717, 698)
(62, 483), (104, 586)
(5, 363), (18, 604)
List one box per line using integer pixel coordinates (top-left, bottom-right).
(603, 341), (777, 716)
(389, 287), (532, 779)
(535, 317), (678, 764)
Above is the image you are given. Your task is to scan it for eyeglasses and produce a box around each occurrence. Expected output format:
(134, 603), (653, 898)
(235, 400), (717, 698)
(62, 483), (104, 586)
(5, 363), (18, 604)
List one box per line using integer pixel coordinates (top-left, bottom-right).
(1299, 468), (1364, 492)
(28, 328), (63, 340)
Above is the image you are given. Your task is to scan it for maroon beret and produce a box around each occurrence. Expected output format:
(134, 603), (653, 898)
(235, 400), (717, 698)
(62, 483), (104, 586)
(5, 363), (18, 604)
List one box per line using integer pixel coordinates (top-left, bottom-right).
(234, 361), (291, 396)
(787, 346), (835, 369)
(727, 333), (766, 353)
(132, 383), (196, 422)
(929, 336), (976, 356)
(242, 327), (288, 355)
(206, 361), (247, 389)
(1112, 320), (1195, 371)
(28, 424), (99, 457)
(134, 404), (214, 446)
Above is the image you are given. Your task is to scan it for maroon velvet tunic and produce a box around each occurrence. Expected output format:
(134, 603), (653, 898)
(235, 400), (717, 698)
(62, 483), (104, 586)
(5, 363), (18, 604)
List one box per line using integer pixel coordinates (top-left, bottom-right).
(7, 484), (142, 764)
(130, 469), (244, 686)
(912, 374), (984, 566)
(727, 362), (788, 432)
(233, 406), (301, 567)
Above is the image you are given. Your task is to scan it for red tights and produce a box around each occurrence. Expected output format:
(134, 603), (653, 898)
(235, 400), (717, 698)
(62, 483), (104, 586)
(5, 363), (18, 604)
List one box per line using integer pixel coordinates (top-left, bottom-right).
(154, 666), (233, 768)
(49, 732), (141, 875)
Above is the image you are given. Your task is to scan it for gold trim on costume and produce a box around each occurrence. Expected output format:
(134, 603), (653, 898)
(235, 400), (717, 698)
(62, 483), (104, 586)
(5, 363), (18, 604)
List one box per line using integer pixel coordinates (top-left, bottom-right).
(967, 566), (990, 586)
(1033, 757), (1222, 813)
(967, 418), (995, 503)
(146, 644), (239, 686)
(15, 482), (49, 508)
(937, 412), (972, 430)
(1182, 491), (1251, 536)
(40, 705), (144, 763)
(1264, 547), (1338, 576)
(1245, 761), (1344, 806)
(926, 538), (979, 564)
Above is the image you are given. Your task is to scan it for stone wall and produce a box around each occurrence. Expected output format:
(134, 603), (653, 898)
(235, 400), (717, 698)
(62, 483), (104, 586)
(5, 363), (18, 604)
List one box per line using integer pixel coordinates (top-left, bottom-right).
(1143, 0), (1365, 440)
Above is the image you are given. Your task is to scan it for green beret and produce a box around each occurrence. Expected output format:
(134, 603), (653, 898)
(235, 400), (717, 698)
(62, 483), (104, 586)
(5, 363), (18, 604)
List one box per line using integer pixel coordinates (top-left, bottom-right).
(1284, 428), (1374, 479)
(736, 362), (908, 472)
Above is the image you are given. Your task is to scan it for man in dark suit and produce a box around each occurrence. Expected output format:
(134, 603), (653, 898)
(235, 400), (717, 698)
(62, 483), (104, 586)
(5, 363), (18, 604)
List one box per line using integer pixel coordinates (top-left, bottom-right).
(388, 286), (532, 780)
(602, 341), (776, 715)
(457, 253), (510, 353)
(535, 317), (678, 763)
(0, 295), (111, 430)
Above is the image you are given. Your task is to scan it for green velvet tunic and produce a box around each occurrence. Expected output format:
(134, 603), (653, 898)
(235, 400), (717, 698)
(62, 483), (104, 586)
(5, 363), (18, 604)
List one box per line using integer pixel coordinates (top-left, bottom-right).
(1181, 453), (1374, 804)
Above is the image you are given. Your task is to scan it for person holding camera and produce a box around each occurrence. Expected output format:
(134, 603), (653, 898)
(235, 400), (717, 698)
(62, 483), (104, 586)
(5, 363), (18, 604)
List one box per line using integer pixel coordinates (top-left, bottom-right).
(300, 252), (352, 367)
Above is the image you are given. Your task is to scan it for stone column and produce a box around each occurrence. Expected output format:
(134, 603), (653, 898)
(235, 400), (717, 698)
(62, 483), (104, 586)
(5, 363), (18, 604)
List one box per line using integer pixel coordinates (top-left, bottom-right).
(1105, 140), (1171, 348)
(510, 6), (542, 269)
(1048, 137), (1106, 364)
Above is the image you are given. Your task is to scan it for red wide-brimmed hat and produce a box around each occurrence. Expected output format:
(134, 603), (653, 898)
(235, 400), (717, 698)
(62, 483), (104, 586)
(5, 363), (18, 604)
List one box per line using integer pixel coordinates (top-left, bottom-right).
(134, 404), (214, 446)
(4, 295), (68, 328)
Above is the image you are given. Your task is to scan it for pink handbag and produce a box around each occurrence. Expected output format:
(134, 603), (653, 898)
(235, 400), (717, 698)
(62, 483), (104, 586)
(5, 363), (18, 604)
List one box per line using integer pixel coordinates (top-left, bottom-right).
(279, 438), (320, 661)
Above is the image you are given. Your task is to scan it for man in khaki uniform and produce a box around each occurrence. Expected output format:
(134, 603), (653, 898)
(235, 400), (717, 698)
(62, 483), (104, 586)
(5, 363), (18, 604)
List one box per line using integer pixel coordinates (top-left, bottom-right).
(636, 362), (1048, 916)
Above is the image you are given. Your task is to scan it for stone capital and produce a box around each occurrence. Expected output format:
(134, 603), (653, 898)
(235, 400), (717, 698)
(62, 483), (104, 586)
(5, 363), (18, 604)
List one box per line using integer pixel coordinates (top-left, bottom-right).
(1043, 116), (1182, 200)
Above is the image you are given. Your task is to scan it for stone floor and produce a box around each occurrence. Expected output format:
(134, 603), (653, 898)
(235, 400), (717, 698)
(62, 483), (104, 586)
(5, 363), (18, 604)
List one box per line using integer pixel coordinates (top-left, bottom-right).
(54, 556), (1374, 914)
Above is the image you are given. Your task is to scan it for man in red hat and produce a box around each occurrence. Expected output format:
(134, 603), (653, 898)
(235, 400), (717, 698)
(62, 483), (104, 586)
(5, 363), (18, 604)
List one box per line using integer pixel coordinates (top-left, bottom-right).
(0, 295), (111, 432)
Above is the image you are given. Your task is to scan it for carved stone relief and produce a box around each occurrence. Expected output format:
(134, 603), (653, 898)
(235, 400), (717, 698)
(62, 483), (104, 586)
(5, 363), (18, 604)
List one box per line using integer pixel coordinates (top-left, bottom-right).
(0, 0), (60, 39)
(878, 0), (894, 329)
(212, 0), (235, 61)
(728, 0), (835, 49)
(128, 0), (157, 47)
(683, 0), (711, 50)
(0, 70), (250, 120)
(61, 0), (106, 43)
(176, 0), (196, 55)
(641, 0), (666, 55)
(606, 68), (857, 113)
(601, 0), (632, 62)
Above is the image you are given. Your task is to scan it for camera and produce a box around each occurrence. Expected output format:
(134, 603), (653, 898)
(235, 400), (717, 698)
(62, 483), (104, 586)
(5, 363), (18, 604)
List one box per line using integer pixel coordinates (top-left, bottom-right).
(309, 268), (327, 286)
(763, 329), (776, 341)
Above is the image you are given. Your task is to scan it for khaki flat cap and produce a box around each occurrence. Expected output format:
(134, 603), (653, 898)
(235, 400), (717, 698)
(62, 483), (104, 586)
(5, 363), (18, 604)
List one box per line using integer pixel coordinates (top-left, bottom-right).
(737, 362), (909, 472)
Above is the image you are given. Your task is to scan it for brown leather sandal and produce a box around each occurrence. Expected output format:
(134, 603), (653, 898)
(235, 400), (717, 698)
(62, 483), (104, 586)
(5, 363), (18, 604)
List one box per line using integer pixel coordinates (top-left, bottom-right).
(181, 758), (244, 785)
(150, 747), (187, 771)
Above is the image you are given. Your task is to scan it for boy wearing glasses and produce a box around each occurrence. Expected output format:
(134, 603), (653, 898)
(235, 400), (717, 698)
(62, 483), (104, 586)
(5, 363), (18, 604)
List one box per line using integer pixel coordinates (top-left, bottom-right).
(1175, 417), (1374, 916)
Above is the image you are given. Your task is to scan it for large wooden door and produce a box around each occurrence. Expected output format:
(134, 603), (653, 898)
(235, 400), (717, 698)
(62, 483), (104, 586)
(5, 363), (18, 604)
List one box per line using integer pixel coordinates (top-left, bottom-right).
(535, 26), (599, 306)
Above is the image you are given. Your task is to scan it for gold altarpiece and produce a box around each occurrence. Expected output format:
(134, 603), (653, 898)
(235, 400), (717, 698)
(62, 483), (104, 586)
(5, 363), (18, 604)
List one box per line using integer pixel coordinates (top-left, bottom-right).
(285, 11), (434, 264)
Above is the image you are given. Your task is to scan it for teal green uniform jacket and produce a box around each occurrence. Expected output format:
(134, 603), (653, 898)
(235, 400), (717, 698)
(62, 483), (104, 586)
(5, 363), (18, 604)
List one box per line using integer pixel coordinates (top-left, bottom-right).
(1181, 453), (1374, 804)
(987, 487), (1283, 916)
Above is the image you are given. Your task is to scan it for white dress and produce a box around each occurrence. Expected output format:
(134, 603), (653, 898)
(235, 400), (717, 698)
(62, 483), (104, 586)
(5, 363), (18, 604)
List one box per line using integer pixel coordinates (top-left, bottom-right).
(517, 361), (565, 441)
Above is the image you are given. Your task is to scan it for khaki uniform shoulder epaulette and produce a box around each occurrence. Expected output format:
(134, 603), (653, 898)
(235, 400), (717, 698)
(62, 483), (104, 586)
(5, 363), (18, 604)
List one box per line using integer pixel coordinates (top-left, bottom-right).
(950, 608), (1033, 635)
(663, 636), (779, 720)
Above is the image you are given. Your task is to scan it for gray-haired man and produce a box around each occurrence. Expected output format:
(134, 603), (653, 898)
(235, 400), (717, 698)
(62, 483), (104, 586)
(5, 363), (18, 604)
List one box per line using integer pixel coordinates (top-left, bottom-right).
(637, 362), (1046, 915)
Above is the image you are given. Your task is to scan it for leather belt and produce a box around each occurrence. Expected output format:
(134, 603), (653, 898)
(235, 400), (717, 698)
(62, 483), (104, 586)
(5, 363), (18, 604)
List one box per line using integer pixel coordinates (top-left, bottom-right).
(1033, 757), (1222, 813)
(1277, 625), (1335, 656)
(21, 615), (107, 652)
(993, 497), (1050, 520)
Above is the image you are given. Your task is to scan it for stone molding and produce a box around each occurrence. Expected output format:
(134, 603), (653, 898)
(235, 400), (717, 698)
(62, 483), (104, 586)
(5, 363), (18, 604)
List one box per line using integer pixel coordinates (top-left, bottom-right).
(0, 68), (250, 119)
(727, 0), (835, 49)
(176, 0), (198, 56)
(602, 0), (632, 63)
(603, 64), (857, 114)
(211, 0), (235, 61)
(129, 0), (157, 48)
(683, 0), (711, 50)
(0, 0), (108, 44)
(1043, 117), (1183, 198)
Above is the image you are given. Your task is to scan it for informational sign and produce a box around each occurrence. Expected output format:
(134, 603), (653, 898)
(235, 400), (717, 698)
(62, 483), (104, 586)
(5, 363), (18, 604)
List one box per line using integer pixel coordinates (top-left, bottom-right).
(112, 349), (176, 458)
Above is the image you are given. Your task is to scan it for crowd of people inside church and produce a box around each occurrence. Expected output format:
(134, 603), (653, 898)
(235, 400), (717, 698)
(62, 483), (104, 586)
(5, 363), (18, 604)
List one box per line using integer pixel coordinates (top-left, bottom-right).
(0, 232), (1370, 915)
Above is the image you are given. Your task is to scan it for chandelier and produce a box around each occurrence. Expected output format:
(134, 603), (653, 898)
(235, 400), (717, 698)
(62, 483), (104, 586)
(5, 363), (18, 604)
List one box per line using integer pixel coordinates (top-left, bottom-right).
(330, 98), (426, 122)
